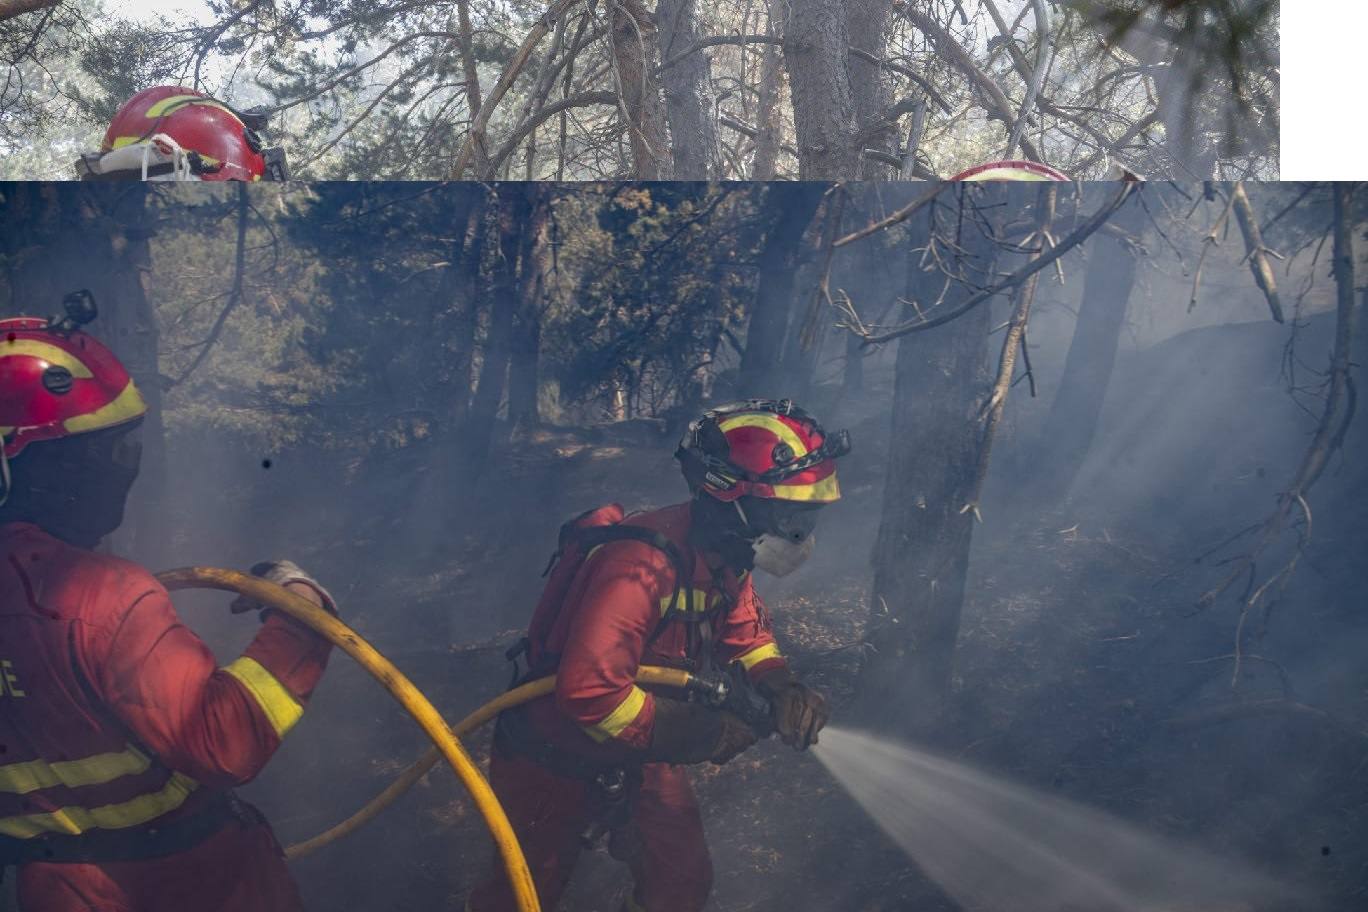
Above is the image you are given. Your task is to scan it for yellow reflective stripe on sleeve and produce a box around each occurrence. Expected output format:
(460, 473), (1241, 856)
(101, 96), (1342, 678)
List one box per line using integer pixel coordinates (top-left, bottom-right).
(0, 772), (197, 839)
(718, 414), (810, 457)
(223, 656), (304, 738)
(0, 746), (152, 796)
(736, 642), (783, 671)
(585, 686), (648, 743)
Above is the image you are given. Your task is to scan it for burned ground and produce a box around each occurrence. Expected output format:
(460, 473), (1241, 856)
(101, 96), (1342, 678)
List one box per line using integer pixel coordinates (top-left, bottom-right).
(134, 307), (1368, 912)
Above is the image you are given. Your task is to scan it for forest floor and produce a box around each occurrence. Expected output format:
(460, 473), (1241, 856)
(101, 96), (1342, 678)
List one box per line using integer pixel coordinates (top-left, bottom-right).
(244, 398), (1365, 912)
(150, 313), (1368, 912)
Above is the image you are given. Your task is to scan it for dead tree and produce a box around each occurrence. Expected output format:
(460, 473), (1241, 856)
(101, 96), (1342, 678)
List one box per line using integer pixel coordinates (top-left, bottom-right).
(857, 187), (1004, 731)
(738, 184), (829, 395)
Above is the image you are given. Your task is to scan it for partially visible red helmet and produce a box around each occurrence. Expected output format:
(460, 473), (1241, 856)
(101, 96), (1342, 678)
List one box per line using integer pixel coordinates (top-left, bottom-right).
(1, 304), (147, 463)
(676, 400), (849, 504)
(949, 160), (1070, 181)
(99, 86), (284, 181)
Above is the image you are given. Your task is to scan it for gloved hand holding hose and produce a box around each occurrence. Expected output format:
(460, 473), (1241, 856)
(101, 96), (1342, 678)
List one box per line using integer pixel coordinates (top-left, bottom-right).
(756, 667), (829, 750)
(230, 559), (338, 617)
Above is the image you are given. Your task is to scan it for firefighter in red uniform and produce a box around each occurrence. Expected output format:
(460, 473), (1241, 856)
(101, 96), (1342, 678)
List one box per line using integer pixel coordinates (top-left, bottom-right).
(0, 299), (332, 911)
(469, 399), (850, 912)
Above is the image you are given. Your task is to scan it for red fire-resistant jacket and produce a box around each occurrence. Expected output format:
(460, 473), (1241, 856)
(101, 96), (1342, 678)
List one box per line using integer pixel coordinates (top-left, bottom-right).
(523, 502), (788, 754)
(0, 522), (331, 845)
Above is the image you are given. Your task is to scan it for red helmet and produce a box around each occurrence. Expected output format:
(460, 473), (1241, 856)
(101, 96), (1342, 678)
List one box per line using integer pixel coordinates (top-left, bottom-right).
(949, 160), (1070, 181)
(675, 400), (849, 504)
(1, 302), (147, 463)
(95, 86), (286, 181)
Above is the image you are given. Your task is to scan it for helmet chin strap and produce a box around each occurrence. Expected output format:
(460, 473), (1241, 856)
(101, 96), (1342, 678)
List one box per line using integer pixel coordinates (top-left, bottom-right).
(0, 449), (10, 508)
(732, 499), (755, 539)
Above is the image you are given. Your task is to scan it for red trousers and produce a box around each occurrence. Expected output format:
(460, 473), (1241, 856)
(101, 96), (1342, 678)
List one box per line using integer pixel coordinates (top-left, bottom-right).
(468, 748), (713, 912)
(16, 816), (302, 912)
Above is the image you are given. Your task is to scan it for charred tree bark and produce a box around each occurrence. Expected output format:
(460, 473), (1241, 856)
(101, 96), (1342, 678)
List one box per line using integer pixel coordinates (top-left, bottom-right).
(440, 188), (488, 433)
(751, 0), (786, 179)
(611, 0), (673, 178)
(858, 189), (1000, 734)
(738, 184), (828, 395)
(782, 0), (859, 179)
(847, 0), (894, 179)
(508, 187), (552, 431)
(466, 186), (527, 476)
(0, 184), (166, 564)
(1028, 189), (1146, 506)
(656, 0), (722, 179)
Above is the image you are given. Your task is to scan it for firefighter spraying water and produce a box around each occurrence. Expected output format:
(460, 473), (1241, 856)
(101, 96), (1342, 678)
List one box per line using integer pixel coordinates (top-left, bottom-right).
(465, 400), (850, 912)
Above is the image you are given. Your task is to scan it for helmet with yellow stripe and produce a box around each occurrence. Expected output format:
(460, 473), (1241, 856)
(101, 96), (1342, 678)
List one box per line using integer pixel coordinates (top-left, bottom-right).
(675, 399), (850, 504)
(82, 86), (287, 182)
(0, 294), (148, 504)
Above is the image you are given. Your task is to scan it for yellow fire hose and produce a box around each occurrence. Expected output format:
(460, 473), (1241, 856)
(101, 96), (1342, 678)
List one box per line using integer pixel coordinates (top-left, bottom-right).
(155, 567), (554, 912)
(284, 663), (695, 861)
(156, 566), (698, 912)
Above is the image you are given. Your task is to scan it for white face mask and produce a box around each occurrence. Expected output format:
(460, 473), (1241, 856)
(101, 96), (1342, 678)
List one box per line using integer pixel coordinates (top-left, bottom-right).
(751, 532), (815, 577)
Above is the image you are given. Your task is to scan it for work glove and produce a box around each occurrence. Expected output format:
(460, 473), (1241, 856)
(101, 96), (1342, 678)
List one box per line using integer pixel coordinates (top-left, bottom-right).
(644, 697), (758, 766)
(230, 560), (339, 618)
(757, 668), (828, 750)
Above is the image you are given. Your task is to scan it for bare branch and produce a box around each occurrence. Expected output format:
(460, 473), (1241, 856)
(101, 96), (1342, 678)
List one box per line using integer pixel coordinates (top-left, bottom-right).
(856, 182), (1136, 342)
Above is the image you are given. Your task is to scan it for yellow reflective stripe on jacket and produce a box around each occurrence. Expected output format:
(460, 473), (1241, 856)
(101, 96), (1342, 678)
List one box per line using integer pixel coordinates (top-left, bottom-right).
(223, 656), (303, 738)
(585, 686), (647, 743)
(736, 642), (783, 671)
(0, 772), (197, 839)
(658, 588), (718, 616)
(0, 746), (152, 796)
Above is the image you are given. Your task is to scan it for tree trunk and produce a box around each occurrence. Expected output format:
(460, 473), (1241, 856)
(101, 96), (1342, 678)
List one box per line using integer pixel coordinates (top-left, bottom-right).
(508, 187), (552, 431)
(656, 0), (722, 179)
(847, 0), (894, 179)
(611, 0), (673, 178)
(443, 188), (488, 432)
(738, 184), (827, 396)
(751, 0), (785, 179)
(858, 189), (1000, 735)
(1029, 189), (1146, 506)
(0, 184), (166, 564)
(466, 186), (526, 476)
(782, 0), (858, 179)
(755, 0), (787, 180)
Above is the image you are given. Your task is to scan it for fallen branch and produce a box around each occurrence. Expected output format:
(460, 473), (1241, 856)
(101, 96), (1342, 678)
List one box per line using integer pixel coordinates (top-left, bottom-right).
(1230, 182), (1285, 323)
(832, 182), (950, 248)
(1187, 183), (1239, 313)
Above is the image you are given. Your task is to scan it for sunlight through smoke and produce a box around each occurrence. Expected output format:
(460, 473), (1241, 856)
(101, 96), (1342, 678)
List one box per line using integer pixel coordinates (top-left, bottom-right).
(813, 727), (1303, 912)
